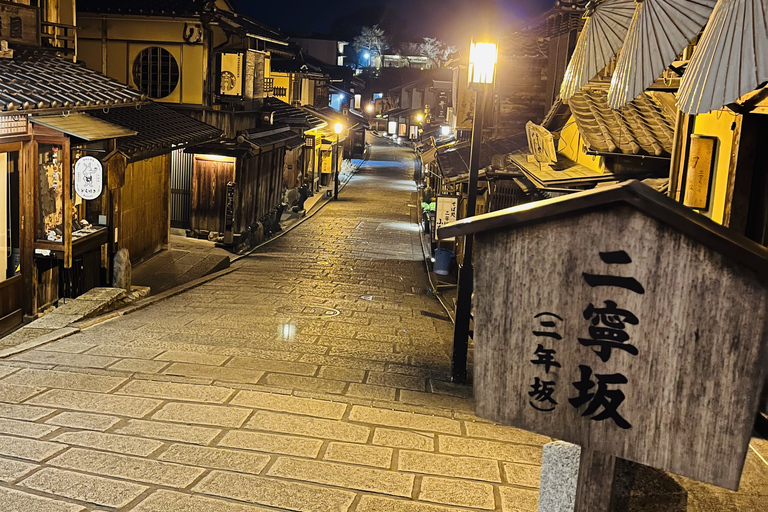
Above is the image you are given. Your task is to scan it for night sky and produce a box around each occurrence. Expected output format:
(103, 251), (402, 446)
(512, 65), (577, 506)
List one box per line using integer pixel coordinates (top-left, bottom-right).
(235, 0), (550, 46)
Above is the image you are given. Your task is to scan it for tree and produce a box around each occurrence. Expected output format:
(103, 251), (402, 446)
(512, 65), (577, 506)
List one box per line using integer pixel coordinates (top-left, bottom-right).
(417, 37), (457, 68)
(352, 25), (388, 66)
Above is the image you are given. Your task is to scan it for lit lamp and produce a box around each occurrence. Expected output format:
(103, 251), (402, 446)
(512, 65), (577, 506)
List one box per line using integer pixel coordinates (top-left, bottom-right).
(333, 122), (343, 200)
(415, 114), (424, 141)
(451, 40), (497, 383)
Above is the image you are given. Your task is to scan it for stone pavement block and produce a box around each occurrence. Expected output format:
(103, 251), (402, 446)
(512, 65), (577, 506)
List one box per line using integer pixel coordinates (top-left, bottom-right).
(35, 339), (95, 354)
(154, 350), (231, 366)
(398, 390), (473, 412)
(464, 422), (551, 446)
(118, 379), (235, 403)
(260, 373), (347, 394)
(0, 485), (85, 512)
(0, 402), (55, 421)
(132, 489), (277, 512)
(193, 470), (357, 512)
(163, 362), (264, 383)
(419, 476), (496, 510)
(499, 486), (539, 512)
(230, 390), (347, 419)
(27, 389), (161, 418)
(246, 411), (369, 443)
(318, 366), (366, 382)
(45, 412), (121, 432)
(152, 402), (252, 428)
(348, 406), (461, 435)
(504, 462), (541, 488)
(108, 358), (170, 373)
(114, 419), (220, 445)
(226, 357), (318, 376)
(20, 467), (148, 508)
(0, 433), (66, 461)
(218, 430), (323, 458)
(299, 354), (387, 372)
(85, 345), (164, 359)
(0, 418), (58, 438)
(158, 444), (270, 474)
(268, 456), (414, 496)
(356, 495), (467, 512)
(367, 371), (426, 391)
(347, 383), (397, 401)
(329, 347), (409, 364)
(0, 365), (20, 379)
(2, 368), (126, 393)
(49, 448), (206, 488)
(398, 451), (501, 482)
(52, 431), (164, 457)
(439, 436), (543, 465)
(0, 457), (37, 482)
(8, 350), (118, 369)
(372, 428), (435, 452)
(324, 441), (393, 468)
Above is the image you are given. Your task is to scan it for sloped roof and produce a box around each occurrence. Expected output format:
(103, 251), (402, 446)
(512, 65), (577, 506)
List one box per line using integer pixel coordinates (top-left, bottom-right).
(438, 180), (768, 281)
(77, 0), (208, 16)
(263, 97), (324, 129)
(436, 136), (529, 179)
(568, 90), (676, 157)
(90, 102), (222, 161)
(0, 50), (144, 112)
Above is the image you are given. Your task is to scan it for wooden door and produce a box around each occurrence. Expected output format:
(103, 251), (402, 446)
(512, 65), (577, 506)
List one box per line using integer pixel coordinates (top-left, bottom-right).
(191, 156), (236, 233)
(0, 150), (22, 335)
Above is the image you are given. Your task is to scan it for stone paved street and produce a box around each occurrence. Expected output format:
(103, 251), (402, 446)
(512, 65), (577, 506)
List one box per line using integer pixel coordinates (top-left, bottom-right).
(0, 139), (549, 511)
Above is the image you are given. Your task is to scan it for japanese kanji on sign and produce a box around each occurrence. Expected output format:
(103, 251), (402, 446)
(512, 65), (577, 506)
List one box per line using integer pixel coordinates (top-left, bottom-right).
(438, 181), (768, 491)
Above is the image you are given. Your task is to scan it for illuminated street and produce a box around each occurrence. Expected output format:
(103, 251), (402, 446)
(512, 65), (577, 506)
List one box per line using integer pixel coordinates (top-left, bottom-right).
(0, 139), (548, 511)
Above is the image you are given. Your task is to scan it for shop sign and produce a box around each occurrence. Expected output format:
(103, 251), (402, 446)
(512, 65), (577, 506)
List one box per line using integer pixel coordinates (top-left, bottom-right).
(435, 196), (458, 241)
(74, 156), (103, 200)
(0, 114), (28, 136)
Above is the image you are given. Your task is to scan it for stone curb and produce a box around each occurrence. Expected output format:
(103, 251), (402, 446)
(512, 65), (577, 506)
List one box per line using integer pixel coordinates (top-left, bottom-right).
(0, 327), (80, 358)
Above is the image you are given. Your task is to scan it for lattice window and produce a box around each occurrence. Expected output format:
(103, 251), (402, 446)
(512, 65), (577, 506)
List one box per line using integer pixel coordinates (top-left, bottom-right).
(132, 47), (180, 99)
(264, 78), (274, 92)
(273, 86), (287, 97)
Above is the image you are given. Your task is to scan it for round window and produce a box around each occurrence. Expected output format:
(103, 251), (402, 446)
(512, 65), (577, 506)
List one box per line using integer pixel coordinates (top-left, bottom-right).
(132, 47), (180, 99)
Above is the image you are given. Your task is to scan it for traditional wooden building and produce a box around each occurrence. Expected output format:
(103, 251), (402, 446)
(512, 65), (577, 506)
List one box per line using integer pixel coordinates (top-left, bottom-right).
(76, 0), (317, 240)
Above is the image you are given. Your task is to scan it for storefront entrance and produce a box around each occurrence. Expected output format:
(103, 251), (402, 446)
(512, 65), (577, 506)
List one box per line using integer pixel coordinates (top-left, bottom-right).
(0, 151), (21, 335)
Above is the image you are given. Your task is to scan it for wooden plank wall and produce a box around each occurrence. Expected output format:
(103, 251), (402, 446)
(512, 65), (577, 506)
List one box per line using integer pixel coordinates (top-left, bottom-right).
(191, 157), (235, 233)
(120, 154), (171, 263)
(236, 147), (285, 233)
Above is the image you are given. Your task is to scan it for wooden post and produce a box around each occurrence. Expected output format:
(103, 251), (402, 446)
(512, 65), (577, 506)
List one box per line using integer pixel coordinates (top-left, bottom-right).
(20, 140), (36, 319)
(574, 449), (618, 512)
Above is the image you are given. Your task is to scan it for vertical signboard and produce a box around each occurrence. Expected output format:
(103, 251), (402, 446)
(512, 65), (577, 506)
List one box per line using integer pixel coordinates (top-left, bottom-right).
(224, 182), (236, 244)
(435, 196), (458, 241)
(440, 183), (768, 491)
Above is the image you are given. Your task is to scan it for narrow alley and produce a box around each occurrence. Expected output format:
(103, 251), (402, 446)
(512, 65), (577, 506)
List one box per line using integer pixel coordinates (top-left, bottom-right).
(0, 140), (547, 511)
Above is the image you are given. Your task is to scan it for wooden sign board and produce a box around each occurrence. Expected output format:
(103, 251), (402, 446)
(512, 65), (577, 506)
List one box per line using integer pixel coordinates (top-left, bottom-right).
(435, 196), (458, 241)
(458, 184), (768, 491)
(683, 135), (716, 210)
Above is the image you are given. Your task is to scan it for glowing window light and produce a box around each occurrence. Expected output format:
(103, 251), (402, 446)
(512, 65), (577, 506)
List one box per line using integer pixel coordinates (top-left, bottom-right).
(468, 42), (497, 84)
(440, 125), (451, 136)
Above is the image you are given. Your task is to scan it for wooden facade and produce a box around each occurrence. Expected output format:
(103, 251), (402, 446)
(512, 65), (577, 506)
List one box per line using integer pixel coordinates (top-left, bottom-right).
(120, 154), (171, 263)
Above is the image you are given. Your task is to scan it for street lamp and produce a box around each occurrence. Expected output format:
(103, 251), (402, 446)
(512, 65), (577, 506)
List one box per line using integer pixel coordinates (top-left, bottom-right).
(333, 122), (343, 200)
(452, 40), (497, 383)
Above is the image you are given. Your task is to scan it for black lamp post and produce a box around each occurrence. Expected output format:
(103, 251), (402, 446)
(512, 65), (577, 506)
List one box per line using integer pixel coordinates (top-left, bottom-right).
(451, 41), (497, 384)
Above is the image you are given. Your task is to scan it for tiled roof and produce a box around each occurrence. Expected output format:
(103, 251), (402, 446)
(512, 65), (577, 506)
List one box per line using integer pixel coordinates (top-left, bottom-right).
(77, 0), (207, 16)
(263, 97), (324, 129)
(246, 127), (303, 148)
(90, 102), (222, 161)
(568, 90), (677, 157)
(436, 136), (529, 179)
(0, 50), (144, 112)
